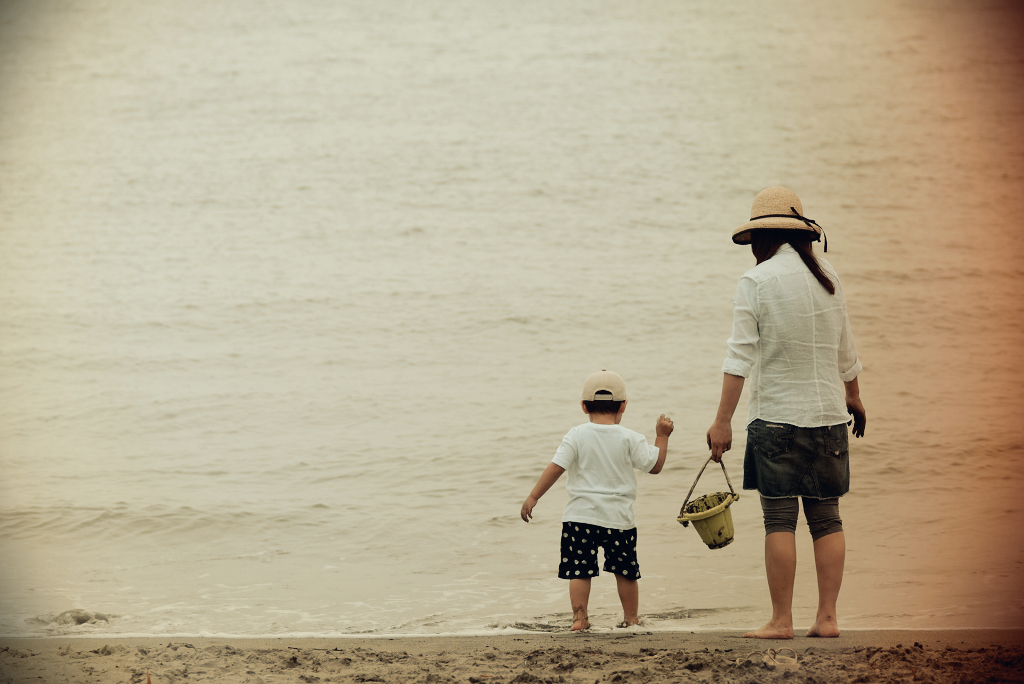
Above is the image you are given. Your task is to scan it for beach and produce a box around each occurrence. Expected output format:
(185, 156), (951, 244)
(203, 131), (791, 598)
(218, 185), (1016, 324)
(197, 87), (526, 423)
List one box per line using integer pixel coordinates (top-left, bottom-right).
(3, 630), (1024, 683)
(2, 0), (1023, 643)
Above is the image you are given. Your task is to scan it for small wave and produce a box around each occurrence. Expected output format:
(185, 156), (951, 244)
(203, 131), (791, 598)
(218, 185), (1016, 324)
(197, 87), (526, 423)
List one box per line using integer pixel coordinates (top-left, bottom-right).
(495, 620), (566, 633)
(644, 607), (735, 621)
(0, 503), (349, 546)
(27, 609), (117, 629)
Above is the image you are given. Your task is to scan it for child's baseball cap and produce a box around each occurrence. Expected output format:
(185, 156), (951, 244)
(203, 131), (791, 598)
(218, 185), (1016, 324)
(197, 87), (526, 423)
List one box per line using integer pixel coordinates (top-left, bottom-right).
(582, 370), (627, 401)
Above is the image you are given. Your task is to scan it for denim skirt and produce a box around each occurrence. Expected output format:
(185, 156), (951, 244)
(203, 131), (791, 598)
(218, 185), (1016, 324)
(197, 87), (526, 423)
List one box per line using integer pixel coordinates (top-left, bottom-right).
(742, 418), (850, 499)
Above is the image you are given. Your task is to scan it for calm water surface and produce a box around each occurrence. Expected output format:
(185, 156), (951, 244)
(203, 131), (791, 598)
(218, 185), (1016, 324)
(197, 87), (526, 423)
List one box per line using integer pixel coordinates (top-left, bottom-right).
(1, 0), (1022, 636)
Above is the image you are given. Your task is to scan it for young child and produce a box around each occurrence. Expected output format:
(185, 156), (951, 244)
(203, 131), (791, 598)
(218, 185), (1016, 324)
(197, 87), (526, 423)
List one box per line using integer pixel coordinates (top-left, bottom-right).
(520, 370), (674, 631)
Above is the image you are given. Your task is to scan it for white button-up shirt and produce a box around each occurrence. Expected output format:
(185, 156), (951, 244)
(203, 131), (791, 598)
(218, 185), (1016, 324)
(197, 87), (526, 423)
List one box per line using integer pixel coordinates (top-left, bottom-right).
(722, 245), (862, 428)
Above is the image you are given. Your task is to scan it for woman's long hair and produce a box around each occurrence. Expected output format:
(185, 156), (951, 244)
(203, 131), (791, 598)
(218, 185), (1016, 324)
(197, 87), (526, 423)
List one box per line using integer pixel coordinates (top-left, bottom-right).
(751, 229), (835, 295)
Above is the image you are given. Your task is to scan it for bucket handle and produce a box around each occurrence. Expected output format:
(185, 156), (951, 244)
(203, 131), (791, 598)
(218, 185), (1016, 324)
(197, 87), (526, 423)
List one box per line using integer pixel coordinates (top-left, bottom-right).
(679, 456), (737, 516)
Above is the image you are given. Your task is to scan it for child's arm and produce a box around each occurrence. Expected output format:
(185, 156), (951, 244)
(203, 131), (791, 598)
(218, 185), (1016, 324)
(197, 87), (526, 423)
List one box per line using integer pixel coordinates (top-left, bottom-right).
(649, 414), (674, 474)
(520, 463), (566, 522)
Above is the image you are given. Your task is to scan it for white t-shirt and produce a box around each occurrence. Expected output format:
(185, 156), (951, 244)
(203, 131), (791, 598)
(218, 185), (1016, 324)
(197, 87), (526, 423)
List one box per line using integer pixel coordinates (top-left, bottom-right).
(721, 244), (862, 428)
(551, 422), (660, 530)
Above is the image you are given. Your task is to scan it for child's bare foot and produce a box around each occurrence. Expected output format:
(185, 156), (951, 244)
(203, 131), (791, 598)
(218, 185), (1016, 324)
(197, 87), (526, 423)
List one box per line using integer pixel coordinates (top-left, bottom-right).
(806, 618), (840, 638)
(571, 607), (590, 631)
(616, 619), (642, 628)
(743, 619), (794, 639)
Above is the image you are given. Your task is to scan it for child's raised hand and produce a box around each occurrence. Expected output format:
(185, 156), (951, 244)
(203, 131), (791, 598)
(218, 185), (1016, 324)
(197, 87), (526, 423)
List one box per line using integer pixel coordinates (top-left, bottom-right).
(656, 414), (674, 437)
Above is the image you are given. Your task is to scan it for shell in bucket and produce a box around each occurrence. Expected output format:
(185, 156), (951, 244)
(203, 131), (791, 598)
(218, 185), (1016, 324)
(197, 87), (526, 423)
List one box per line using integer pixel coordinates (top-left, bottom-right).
(677, 491), (739, 549)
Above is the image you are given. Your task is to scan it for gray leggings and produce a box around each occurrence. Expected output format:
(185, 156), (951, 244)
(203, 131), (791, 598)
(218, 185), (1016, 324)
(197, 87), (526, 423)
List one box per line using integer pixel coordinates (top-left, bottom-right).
(760, 495), (843, 541)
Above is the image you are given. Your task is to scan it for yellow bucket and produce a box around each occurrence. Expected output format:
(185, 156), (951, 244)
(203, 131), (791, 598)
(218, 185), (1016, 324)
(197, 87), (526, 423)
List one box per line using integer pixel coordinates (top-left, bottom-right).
(677, 457), (740, 549)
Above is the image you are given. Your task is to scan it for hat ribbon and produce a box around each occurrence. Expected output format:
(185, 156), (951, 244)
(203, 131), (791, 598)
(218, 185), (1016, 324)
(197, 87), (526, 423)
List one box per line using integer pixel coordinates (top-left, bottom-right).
(749, 207), (827, 252)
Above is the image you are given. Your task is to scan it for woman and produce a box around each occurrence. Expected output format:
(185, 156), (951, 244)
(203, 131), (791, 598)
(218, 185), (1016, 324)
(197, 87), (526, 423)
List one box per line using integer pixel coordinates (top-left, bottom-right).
(706, 187), (866, 640)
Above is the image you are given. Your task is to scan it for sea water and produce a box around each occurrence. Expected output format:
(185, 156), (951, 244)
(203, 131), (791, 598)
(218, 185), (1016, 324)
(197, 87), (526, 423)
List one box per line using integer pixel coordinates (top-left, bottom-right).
(1, 0), (1023, 637)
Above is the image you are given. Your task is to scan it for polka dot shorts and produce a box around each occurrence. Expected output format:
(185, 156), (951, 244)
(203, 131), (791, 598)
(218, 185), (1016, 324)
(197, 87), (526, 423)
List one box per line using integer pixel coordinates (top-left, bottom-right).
(557, 521), (640, 581)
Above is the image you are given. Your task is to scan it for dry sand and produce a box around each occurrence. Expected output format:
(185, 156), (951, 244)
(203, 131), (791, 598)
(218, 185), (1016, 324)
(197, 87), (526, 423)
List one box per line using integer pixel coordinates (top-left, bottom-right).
(2, 630), (1023, 683)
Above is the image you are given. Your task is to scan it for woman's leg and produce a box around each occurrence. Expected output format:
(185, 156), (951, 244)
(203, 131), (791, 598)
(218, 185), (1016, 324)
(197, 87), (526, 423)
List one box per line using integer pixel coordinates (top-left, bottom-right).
(803, 497), (845, 637)
(569, 578), (591, 630)
(745, 532), (797, 638)
(746, 496), (798, 639)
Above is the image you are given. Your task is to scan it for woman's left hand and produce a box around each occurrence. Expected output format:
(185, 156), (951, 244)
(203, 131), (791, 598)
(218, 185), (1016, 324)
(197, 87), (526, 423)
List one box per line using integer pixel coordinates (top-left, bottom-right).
(846, 397), (866, 438)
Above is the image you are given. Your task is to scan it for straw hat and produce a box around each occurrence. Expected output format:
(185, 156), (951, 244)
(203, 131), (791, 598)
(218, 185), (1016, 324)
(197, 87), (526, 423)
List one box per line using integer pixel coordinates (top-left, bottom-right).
(732, 187), (824, 247)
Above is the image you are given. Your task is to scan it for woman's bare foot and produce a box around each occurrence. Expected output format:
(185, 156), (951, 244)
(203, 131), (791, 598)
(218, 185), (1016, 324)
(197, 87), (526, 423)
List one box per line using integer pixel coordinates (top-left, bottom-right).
(571, 607), (590, 631)
(806, 619), (840, 638)
(743, 619), (794, 639)
(616, 619), (642, 628)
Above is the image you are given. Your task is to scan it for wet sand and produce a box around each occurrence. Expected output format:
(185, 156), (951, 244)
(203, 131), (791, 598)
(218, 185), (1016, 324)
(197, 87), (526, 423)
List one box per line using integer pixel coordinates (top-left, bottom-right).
(2, 630), (1023, 683)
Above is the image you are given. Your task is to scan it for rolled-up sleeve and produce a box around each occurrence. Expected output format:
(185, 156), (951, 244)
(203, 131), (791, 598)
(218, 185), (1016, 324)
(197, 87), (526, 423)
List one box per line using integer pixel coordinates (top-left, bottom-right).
(838, 302), (862, 382)
(721, 276), (759, 378)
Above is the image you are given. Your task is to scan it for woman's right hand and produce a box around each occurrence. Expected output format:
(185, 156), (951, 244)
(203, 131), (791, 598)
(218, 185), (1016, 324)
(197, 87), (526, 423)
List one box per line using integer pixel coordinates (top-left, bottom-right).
(706, 419), (733, 463)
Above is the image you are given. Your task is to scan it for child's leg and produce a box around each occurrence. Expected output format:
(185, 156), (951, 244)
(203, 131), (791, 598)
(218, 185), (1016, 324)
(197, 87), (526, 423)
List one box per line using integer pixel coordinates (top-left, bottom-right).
(569, 579), (591, 630)
(614, 574), (639, 625)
